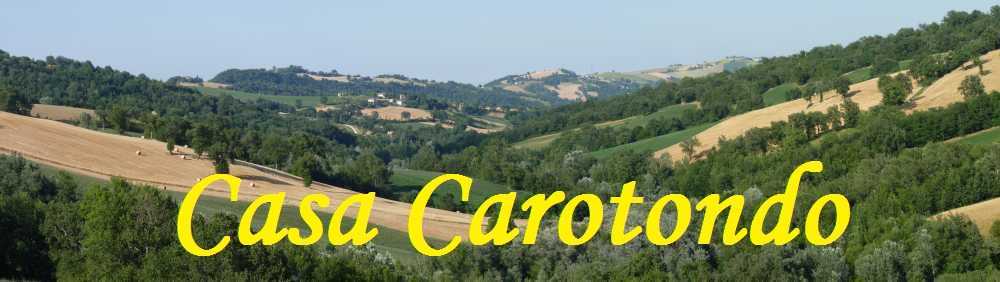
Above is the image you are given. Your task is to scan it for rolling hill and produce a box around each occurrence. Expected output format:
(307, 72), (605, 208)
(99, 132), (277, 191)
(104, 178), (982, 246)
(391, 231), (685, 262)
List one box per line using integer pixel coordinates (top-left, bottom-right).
(209, 66), (557, 109)
(487, 57), (759, 103)
(653, 49), (1000, 161)
(513, 103), (700, 149)
(0, 111), (480, 243)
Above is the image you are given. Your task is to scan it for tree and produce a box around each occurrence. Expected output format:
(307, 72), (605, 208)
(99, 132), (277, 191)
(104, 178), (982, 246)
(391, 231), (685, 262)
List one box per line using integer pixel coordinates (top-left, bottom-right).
(878, 74), (912, 106)
(400, 111), (411, 121)
(320, 96), (329, 105)
(907, 229), (937, 281)
(872, 56), (898, 75)
(855, 241), (907, 281)
(106, 106), (130, 134)
(342, 151), (391, 194)
(79, 112), (95, 129)
(785, 87), (803, 101)
(972, 56), (985, 75)
(166, 140), (175, 155)
(295, 99), (303, 108)
(834, 77), (852, 98)
(410, 145), (440, 171)
(290, 154), (319, 187)
(0, 85), (33, 116)
(992, 220), (1000, 239)
(841, 98), (861, 128)
(680, 137), (701, 160)
(803, 84), (818, 106)
(212, 155), (230, 174)
(959, 75), (986, 98)
(0, 195), (54, 280)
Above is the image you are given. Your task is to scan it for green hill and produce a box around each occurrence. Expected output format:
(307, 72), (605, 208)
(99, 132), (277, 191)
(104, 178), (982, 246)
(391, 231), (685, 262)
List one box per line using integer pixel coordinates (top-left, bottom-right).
(513, 103), (698, 149)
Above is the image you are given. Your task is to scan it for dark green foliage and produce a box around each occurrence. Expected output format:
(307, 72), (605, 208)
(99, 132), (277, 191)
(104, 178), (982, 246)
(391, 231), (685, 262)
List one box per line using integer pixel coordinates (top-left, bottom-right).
(834, 76), (852, 97)
(0, 84), (32, 115)
(0, 155), (411, 281)
(992, 221), (1000, 239)
(341, 151), (392, 195)
(878, 73), (913, 106)
(0, 195), (53, 280)
(786, 86), (804, 100)
(960, 75), (987, 98)
(872, 56), (899, 75)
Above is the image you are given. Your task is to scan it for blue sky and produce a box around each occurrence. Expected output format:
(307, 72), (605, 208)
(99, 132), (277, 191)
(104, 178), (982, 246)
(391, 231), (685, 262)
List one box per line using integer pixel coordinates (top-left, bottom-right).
(1, 1), (996, 84)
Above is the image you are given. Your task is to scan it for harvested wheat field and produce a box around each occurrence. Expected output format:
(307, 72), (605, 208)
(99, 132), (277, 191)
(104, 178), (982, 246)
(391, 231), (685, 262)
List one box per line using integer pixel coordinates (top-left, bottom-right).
(936, 197), (1000, 236)
(361, 106), (432, 121)
(30, 104), (96, 122)
(654, 75), (888, 160)
(545, 82), (585, 101)
(0, 112), (477, 241)
(655, 49), (1000, 161)
(910, 50), (1000, 112)
(527, 69), (560, 79)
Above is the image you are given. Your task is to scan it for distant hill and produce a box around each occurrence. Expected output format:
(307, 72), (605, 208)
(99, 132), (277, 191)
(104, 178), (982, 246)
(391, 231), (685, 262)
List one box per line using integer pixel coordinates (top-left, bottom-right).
(486, 56), (759, 102)
(484, 68), (642, 102)
(209, 66), (561, 109)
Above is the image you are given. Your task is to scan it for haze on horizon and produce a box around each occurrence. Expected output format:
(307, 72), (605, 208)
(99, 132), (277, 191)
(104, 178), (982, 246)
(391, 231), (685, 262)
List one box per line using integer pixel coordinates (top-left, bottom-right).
(1, 1), (995, 84)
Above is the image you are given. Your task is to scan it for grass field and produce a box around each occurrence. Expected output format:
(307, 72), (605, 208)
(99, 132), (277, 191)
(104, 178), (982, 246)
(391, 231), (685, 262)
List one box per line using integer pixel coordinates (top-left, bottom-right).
(389, 168), (524, 206)
(34, 162), (431, 261)
(958, 127), (1000, 145)
(614, 103), (698, 129)
(193, 86), (364, 107)
(513, 133), (562, 150)
(590, 122), (717, 159)
(762, 83), (799, 106)
(513, 103), (698, 150)
(843, 66), (874, 83)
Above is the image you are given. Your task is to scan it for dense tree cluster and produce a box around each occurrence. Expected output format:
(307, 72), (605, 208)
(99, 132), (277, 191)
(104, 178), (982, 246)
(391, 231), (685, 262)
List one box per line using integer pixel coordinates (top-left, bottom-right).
(0, 155), (410, 281)
(0, 83), (32, 115)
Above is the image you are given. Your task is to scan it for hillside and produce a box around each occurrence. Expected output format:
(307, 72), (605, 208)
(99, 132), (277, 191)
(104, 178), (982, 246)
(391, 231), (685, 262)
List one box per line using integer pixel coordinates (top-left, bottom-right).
(610, 56), (760, 81)
(0, 112), (477, 242)
(487, 57), (758, 102)
(485, 68), (642, 102)
(654, 50), (1000, 161)
(513, 102), (699, 149)
(209, 66), (556, 109)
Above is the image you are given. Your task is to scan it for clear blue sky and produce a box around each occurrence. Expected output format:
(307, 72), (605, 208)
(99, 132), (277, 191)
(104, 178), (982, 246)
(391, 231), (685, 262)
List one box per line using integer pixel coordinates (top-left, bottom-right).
(1, 1), (995, 84)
